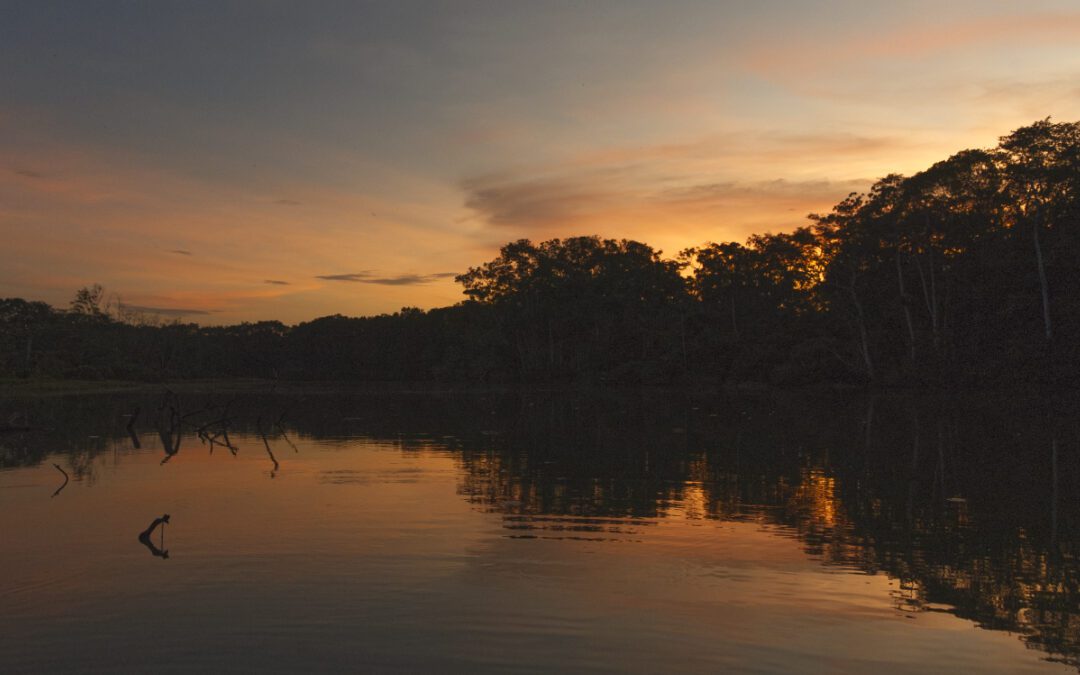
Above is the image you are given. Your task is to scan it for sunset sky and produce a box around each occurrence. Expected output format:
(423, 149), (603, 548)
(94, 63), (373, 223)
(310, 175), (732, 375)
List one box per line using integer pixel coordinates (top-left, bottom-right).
(3, 1), (1080, 324)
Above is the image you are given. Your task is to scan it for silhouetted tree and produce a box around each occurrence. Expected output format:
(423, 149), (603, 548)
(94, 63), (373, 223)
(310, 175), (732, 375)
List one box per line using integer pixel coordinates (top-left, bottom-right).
(2, 119), (1079, 386)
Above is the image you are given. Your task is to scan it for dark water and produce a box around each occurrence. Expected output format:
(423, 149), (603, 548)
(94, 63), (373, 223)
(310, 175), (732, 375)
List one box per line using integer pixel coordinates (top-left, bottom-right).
(1, 388), (1078, 673)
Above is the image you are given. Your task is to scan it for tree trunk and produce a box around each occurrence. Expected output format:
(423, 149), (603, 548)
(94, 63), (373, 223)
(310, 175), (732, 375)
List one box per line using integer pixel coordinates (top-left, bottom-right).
(915, 217), (941, 350)
(914, 254), (932, 326)
(1033, 210), (1053, 344)
(848, 271), (875, 380)
(896, 249), (917, 363)
(928, 247), (940, 350)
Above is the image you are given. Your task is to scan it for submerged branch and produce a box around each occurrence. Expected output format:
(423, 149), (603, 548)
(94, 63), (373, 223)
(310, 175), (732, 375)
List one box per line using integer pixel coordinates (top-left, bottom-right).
(258, 417), (280, 477)
(125, 406), (141, 449)
(51, 463), (69, 497)
(137, 513), (170, 559)
(276, 422), (299, 453)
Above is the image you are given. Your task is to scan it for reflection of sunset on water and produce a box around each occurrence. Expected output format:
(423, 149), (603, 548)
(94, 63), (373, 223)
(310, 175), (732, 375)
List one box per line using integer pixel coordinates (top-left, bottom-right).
(1, 389), (1078, 672)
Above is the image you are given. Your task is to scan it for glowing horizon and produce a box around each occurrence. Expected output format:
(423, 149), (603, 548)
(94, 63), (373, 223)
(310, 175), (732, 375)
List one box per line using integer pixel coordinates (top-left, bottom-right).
(3, 1), (1080, 324)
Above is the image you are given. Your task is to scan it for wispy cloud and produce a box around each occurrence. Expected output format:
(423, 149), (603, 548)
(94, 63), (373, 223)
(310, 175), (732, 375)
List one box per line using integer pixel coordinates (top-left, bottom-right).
(361, 273), (456, 286)
(170, 249), (193, 256)
(316, 272), (374, 282)
(659, 178), (871, 208)
(120, 303), (212, 317)
(463, 170), (870, 231)
(13, 168), (43, 178)
(316, 271), (455, 286)
(463, 171), (623, 229)
(264, 279), (290, 285)
(460, 128), (913, 236)
(275, 198), (301, 206)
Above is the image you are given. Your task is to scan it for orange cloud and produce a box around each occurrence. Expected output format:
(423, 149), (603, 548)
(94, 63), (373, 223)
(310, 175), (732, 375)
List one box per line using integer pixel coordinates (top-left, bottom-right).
(458, 129), (902, 251)
(462, 169), (870, 256)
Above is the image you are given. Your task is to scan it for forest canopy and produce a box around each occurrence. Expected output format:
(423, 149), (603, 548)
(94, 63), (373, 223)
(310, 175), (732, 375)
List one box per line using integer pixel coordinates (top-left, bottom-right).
(3, 119), (1079, 386)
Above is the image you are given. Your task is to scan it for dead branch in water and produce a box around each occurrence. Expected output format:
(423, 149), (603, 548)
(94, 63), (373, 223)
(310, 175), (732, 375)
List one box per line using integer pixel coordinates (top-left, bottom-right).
(220, 427), (238, 455)
(125, 406), (141, 449)
(137, 513), (170, 559)
(157, 397), (181, 465)
(197, 416), (238, 455)
(275, 421), (299, 454)
(257, 416), (280, 477)
(51, 463), (69, 497)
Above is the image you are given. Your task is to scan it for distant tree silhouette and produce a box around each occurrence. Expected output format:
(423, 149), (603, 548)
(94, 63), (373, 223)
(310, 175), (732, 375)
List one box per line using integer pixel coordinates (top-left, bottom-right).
(69, 284), (108, 318)
(457, 236), (689, 381)
(2, 119), (1080, 386)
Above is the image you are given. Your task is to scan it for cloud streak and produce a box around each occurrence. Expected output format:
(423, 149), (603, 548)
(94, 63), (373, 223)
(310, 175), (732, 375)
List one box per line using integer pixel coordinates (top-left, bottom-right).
(317, 271), (456, 286)
(459, 128), (915, 239)
(659, 178), (871, 208)
(120, 303), (212, 317)
(361, 273), (457, 286)
(463, 172), (622, 229)
(316, 272), (374, 282)
(463, 170), (870, 231)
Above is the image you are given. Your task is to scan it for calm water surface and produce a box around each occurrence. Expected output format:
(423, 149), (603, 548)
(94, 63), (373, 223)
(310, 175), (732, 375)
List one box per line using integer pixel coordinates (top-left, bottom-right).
(1, 389), (1077, 673)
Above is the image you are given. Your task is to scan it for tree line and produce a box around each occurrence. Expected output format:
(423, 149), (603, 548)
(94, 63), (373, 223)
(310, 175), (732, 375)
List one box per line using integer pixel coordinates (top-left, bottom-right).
(2, 119), (1079, 386)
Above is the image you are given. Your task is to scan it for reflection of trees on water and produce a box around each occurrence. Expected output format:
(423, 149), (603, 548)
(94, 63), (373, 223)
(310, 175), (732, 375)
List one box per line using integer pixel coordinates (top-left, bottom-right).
(0, 394), (142, 483)
(0, 391), (293, 479)
(2, 388), (1078, 667)
(448, 392), (1080, 670)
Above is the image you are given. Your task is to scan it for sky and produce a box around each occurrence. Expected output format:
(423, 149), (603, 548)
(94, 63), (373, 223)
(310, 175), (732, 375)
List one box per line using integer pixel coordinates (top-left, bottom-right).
(3, 0), (1080, 324)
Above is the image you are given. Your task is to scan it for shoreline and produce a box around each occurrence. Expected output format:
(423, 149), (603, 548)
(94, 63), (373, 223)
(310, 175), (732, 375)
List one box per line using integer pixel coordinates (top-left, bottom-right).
(1, 376), (1074, 399)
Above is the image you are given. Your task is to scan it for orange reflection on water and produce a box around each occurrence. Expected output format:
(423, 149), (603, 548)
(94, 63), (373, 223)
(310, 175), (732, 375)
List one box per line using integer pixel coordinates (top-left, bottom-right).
(790, 467), (841, 529)
(0, 429), (1074, 673)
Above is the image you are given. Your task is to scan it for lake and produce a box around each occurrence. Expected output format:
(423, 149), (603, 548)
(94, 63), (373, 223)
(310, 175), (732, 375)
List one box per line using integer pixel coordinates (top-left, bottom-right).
(1, 387), (1077, 673)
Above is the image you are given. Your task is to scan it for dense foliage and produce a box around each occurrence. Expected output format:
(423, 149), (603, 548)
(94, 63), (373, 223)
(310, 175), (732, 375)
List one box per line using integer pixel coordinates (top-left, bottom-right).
(3, 119), (1079, 386)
